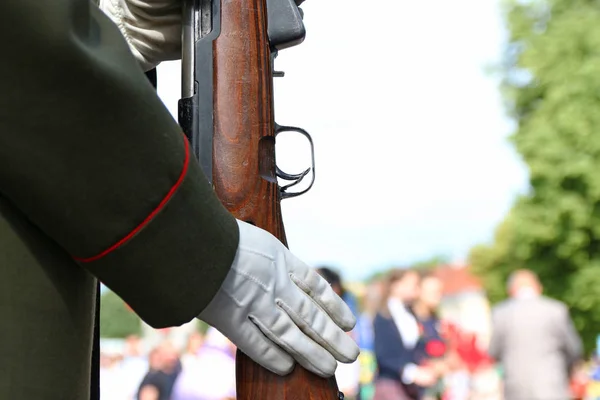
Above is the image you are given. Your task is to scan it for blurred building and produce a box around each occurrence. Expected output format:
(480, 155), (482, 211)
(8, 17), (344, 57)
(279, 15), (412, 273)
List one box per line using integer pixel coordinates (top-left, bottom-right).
(432, 263), (492, 349)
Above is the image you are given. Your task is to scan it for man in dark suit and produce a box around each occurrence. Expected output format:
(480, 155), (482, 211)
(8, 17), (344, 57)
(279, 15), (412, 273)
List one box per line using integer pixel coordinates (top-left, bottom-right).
(489, 269), (583, 400)
(0, 1), (359, 398)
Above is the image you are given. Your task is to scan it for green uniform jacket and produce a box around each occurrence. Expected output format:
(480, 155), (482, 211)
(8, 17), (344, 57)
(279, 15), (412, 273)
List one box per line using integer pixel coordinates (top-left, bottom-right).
(0, 1), (239, 398)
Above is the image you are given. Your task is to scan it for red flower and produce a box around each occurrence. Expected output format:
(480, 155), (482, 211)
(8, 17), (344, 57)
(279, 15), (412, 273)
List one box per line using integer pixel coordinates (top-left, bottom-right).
(425, 339), (446, 358)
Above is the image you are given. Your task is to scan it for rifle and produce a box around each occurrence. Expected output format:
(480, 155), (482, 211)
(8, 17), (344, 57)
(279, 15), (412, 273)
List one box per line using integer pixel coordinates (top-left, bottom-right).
(178, 0), (345, 399)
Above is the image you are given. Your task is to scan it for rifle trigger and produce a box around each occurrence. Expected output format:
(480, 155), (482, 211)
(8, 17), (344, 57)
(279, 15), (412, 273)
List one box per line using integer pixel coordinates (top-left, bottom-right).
(276, 166), (309, 182)
(274, 124), (316, 199)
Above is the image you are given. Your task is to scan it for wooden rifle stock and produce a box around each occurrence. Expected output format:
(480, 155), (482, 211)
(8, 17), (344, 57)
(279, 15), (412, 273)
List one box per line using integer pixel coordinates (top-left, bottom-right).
(211, 1), (341, 399)
(180, 0), (340, 397)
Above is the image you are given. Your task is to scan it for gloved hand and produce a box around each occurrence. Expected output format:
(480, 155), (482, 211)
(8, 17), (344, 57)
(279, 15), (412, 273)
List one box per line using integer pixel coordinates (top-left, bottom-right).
(198, 220), (359, 378)
(98, 0), (182, 71)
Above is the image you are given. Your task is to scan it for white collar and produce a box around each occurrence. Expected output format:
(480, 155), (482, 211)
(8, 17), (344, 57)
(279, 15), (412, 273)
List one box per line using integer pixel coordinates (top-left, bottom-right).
(387, 298), (409, 314)
(387, 298), (420, 348)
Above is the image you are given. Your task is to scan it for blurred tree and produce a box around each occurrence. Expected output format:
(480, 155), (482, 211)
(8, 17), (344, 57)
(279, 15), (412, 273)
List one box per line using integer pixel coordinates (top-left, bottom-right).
(100, 290), (142, 338)
(469, 0), (600, 352)
(411, 255), (450, 271)
(366, 269), (389, 283)
(196, 320), (210, 334)
(366, 255), (450, 282)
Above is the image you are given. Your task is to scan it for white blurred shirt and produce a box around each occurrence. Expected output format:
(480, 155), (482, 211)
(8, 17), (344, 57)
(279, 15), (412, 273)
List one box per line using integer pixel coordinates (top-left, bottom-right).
(171, 328), (236, 400)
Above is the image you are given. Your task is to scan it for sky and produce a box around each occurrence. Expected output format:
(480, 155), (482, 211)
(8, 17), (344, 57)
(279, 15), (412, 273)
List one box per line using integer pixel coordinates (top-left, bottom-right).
(155, 0), (530, 281)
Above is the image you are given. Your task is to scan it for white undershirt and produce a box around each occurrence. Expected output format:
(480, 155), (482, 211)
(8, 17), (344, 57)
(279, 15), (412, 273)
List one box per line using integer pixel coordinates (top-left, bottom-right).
(387, 298), (420, 348)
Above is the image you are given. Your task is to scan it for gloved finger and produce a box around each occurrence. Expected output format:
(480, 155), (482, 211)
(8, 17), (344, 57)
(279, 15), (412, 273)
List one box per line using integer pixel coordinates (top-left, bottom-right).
(287, 255), (356, 331)
(227, 320), (295, 376)
(251, 311), (337, 378)
(278, 288), (360, 364)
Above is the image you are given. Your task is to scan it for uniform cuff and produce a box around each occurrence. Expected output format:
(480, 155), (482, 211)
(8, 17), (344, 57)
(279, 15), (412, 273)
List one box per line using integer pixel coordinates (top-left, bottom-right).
(78, 149), (239, 328)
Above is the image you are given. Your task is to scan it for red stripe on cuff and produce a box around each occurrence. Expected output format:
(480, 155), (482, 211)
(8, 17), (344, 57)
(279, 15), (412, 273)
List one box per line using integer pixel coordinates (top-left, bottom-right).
(74, 134), (190, 263)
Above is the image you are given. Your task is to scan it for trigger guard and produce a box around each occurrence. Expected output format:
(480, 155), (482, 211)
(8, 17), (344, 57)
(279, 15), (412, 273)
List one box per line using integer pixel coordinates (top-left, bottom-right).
(274, 124), (316, 199)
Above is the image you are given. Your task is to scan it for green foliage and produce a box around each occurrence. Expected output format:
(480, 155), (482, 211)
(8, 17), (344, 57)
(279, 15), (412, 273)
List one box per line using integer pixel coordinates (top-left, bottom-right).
(411, 255), (450, 271)
(99, 290), (142, 338)
(366, 269), (389, 283)
(196, 319), (210, 334)
(470, 0), (600, 352)
(366, 255), (450, 282)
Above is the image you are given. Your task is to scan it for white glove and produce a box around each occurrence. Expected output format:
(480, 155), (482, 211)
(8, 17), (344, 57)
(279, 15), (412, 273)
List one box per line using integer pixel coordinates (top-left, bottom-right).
(98, 0), (181, 71)
(198, 220), (360, 378)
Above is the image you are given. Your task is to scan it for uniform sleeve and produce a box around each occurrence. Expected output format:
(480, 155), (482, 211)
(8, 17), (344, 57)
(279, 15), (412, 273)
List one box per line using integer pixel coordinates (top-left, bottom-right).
(0, 0), (239, 328)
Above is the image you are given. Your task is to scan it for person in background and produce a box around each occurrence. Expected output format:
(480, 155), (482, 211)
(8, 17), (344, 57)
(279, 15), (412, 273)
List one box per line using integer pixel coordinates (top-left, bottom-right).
(100, 351), (124, 400)
(412, 273), (447, 400)
(373, 269), (438, 400)
(357, 280), (383, 352)
(137, 342), (181, 400)
(317, 267), (362, 400)
(316, 267), (359, 316)
(357, 279), (385, 400)
(180, 332), (205, 370)
(137, 347), (167, 400)
(171, 327), (237, 400)
(488, 269), (583, 400)
(119, 335), (150, 400)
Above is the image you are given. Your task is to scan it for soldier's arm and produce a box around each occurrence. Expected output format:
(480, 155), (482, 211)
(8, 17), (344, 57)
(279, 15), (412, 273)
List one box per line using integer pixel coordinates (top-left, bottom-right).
(0, 0), (238, 328)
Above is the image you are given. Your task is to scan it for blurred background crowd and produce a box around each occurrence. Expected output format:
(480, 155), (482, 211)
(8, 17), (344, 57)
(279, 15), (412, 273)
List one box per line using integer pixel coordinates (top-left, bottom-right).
(99, 264), (600, 400)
